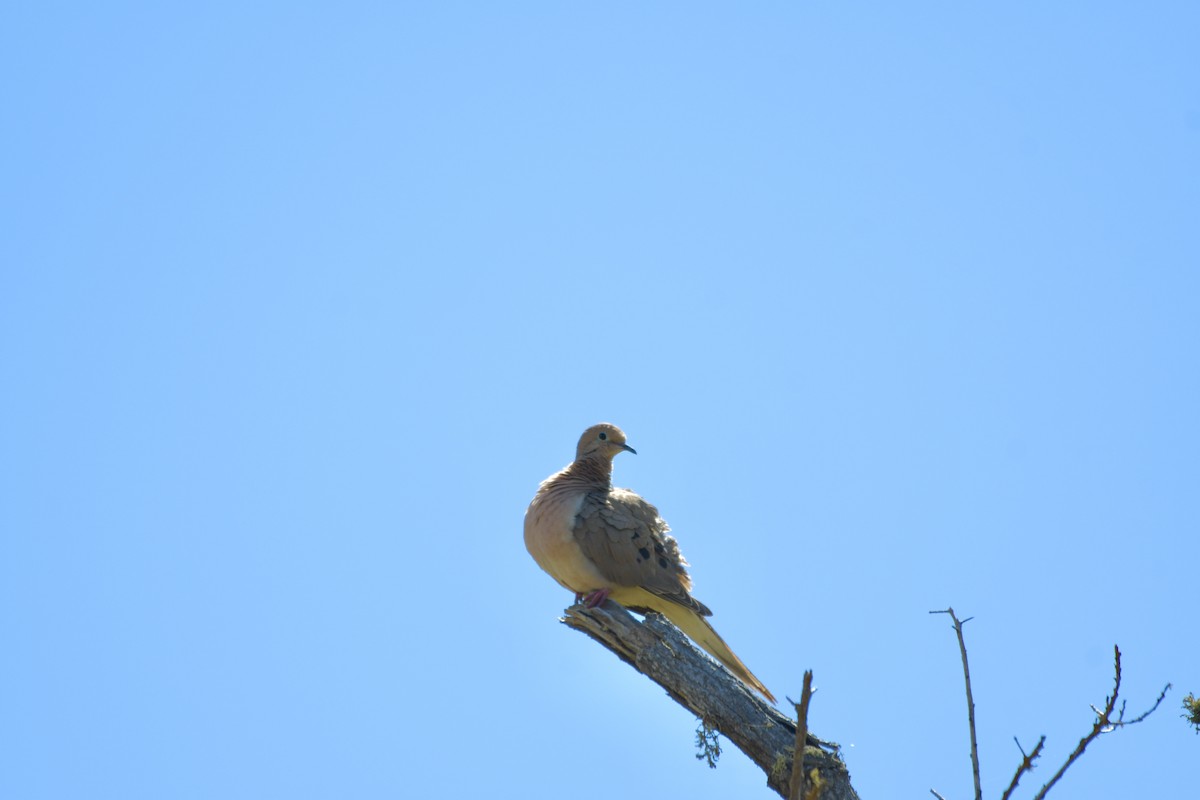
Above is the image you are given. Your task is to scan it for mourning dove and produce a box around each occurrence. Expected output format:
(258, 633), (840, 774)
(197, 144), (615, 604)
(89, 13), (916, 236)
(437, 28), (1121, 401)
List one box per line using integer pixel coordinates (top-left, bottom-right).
(525, 423), (776, 703)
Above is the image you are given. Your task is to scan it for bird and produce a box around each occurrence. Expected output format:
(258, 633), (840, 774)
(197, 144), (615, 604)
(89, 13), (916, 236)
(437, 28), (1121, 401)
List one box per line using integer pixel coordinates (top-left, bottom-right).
(524, 423), (775, 703)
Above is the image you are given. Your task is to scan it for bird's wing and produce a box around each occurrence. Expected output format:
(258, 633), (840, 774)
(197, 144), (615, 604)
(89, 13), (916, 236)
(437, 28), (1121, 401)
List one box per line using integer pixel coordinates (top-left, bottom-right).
(572, 487), (712, 617)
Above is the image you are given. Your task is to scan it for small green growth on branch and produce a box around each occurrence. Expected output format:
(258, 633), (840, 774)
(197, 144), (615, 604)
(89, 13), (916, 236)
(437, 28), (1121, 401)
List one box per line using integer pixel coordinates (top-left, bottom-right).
(695, 719), (722, 768)
(1183, 693), (1200, 734)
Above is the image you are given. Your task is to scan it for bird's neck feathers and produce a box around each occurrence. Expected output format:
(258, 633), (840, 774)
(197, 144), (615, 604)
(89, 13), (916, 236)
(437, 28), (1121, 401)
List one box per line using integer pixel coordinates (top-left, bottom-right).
(560, 454), (614, 489)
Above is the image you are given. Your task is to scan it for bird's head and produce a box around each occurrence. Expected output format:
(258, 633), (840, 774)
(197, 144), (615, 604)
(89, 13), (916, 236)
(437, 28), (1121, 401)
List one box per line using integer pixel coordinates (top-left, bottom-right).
(575, 423), (637, 461)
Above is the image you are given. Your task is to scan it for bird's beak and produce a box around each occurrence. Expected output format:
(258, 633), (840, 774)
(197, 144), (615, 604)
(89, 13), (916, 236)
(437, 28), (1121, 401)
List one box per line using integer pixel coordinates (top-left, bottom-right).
(621, 443), (637, 455)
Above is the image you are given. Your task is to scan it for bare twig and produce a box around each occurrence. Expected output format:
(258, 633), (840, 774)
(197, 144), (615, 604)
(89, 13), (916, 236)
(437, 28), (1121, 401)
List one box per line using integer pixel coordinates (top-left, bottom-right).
(1031, 646), (1170, 800)
(929, 790), (948, 800)
(1112, 683), (1171, 726)
(1031, 645), (1122, 800)
(999, 735), (1045, 800)
(931, 608), (982, 800)
(789, 670), (815, 800)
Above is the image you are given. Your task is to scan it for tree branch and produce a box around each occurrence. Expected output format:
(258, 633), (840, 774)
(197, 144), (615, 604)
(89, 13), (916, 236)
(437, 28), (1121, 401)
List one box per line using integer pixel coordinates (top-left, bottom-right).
(931, 608), (982, 800)
(927, 610), (1172, 800)
(1032, 645), (1171, 800)
(789, 670), (815, 800)
(1031, 645), (1122, 800)
(562, 602), (859, 800)
(999, 735), (1045, 800)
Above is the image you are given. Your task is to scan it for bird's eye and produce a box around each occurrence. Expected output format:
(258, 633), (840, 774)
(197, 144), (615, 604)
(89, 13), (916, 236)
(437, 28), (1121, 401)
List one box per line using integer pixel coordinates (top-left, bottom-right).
(598, 432), (608, 440)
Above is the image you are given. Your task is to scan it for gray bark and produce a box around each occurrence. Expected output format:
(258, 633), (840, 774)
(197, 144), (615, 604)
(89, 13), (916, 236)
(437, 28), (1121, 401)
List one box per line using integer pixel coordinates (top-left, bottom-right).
(561, 603), (860, 800)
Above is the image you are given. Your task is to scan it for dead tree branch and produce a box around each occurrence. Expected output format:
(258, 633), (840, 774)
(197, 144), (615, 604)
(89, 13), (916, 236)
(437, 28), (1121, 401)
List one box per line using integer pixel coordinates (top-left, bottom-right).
(1032, 646), (1171, 800)
(562, 601), (858, 800)
(789, 670), (815, 800)
(931, 608), (982, 800)
(931, 614), (1170, 800)
(999, 736), (1045, 800)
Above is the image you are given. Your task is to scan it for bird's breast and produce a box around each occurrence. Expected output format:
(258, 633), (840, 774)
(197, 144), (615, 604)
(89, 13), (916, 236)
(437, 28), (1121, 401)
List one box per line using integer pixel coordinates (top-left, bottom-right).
(524, 487), (608, 592)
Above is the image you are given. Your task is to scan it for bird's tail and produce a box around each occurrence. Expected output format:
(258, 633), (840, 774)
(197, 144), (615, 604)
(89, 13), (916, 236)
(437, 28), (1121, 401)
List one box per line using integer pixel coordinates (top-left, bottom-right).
(655, 601), (776, 704)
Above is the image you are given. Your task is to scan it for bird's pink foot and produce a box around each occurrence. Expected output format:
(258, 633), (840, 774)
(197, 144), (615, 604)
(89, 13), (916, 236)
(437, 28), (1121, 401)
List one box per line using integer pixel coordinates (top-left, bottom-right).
(574, 592), (584, 604)
(582, 588), (611, 608)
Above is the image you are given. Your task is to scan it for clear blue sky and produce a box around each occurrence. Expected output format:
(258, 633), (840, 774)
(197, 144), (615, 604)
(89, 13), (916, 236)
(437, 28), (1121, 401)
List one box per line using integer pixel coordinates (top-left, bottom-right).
(3, 4), (1197, 799)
